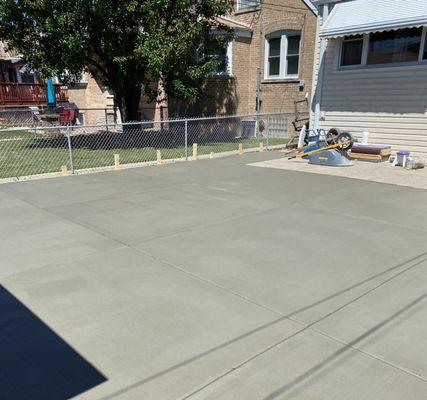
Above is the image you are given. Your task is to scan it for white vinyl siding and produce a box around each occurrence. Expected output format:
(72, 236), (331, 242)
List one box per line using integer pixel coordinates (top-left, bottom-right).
(318, 37), (427, 155)
(310, 9), (325, 127)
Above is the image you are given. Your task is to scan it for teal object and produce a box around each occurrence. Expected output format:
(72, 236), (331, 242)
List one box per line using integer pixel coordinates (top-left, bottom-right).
(46, 78), (56, 106)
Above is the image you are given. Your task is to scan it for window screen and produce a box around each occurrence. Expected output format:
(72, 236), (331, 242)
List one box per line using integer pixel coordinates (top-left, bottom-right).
(287, 35), (301, 75)
(268, 37), (281, 76)
(341, 35), (364, 66)
(367, 28), (422, 65)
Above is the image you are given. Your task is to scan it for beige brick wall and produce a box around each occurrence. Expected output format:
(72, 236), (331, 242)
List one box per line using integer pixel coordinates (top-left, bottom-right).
(63, 1), (317, 128)
(67, 73), (115, 125)
(170, 0), (317, 133)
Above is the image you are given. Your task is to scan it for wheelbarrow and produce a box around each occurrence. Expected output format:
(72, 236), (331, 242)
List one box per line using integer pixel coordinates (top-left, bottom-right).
(288, 129), (354, 167)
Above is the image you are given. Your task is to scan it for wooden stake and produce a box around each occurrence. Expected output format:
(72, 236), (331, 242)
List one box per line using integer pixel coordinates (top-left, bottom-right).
(61, 165), (68, 176)
(238, 143), (243, 155)
(209, 152), (214, 159)
(114, 154), (120, 170)
(156, 149), (162, 165)
(193, 143), (198, 160)
(259, 142), (264, 152)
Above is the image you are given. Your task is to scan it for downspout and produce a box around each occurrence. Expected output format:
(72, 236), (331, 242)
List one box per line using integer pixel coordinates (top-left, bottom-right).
(255, 0), (264, 137)
(256, 0), (264, 115)
(314, 4), (329, 130)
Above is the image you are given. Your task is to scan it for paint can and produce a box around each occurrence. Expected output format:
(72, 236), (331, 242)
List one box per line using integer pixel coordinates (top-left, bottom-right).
(362, 131), (369, 145)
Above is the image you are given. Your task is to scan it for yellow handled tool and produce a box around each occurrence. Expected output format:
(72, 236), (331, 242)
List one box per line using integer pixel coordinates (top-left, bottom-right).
(296, 141), (351, 158)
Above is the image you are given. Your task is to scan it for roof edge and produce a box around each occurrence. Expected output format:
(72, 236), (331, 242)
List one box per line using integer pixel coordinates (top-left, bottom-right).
(321, 14), (427, 37)
(300, 0), (318, 15)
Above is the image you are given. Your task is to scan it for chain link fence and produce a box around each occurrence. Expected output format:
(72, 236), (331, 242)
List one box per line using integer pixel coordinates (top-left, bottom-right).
(0, 109), (37, 128)
(0, 113), (292, 181)
(0, 107), (119, 128)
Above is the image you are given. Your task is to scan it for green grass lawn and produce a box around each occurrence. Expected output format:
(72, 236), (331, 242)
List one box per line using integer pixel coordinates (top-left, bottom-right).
(0, 131), (289, 179)
(0, 129), (37, 140)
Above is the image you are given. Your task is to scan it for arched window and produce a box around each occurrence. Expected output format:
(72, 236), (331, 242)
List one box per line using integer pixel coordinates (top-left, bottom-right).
(265, 30), (301, 79)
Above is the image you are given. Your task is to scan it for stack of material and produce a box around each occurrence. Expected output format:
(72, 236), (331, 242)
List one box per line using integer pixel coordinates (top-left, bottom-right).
(349, 145), (391, 162)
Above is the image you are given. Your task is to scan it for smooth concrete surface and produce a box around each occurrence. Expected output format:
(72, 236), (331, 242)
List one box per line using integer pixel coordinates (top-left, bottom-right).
(251, 156), (427, 190)
(0, 151), (426, 400)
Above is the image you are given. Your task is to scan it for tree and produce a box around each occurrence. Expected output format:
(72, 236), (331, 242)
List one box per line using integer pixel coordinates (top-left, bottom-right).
(0, 0), (233, 121)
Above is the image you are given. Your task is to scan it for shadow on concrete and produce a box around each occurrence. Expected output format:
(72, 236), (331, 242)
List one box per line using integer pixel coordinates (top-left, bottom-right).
(262, 292), (427, 400)
(0, 285), (106, 400)
(97, 251), (427, 400)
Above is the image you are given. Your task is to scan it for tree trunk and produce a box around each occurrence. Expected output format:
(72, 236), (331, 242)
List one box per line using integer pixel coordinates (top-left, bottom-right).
(115, 85), (142, 123)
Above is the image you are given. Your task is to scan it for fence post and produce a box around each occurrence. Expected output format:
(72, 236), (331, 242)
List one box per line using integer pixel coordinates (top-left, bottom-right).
(66, 128), (75, 174)
(32, 111), (37, 135)
(114, 154), (121, 170)
(185, 119), (188, 161)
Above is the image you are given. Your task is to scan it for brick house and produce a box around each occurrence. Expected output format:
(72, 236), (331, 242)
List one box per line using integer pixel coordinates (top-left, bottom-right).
(1, 1), (317, 127)
(0, 42), (69, 108)
(170, 0), (318, 133)
(66, 73), (117, 125)
(0, 42), (111, 124)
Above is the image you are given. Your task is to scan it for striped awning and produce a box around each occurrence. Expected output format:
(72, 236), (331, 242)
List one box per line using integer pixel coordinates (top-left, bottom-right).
(320, 0), (427, 38)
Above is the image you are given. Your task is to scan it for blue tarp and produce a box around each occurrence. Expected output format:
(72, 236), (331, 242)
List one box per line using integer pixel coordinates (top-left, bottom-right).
(46, 77), (56, 106)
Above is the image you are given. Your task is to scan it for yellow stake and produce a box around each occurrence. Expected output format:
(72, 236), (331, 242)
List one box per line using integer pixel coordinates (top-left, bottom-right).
(61, 165), (68, 176)
(259, 142), (264, 152)
(156, 149), (162, 165)
(114, 154), (120, 170)
(193, 143), (198, 160)
(238, 143), (243, 155)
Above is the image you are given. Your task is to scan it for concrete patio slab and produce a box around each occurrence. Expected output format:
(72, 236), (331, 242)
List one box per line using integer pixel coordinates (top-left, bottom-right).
(251, 156), (427, 190)
(136, 204), (427, 325)
(3, 246), (301, 400)
(313, 258), (427, 378)
(0, 151), (426, 400)
(188, 329), (427, 400)
(0, 201), (121, 279)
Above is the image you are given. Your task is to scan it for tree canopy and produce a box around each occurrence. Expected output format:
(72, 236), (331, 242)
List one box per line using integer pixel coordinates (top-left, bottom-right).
(0, 0), (233, 120)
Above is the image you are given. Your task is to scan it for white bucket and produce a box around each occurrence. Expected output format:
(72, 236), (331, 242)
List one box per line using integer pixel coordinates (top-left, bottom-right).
(361, 131), (369, 145)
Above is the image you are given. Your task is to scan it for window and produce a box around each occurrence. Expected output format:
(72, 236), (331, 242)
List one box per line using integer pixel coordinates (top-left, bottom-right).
(287, 35), (301, 75)
(340, 35), (364, 66)
(368, 28), (422, 64)
(206, 42), (233, 76)
(7, 68), (17, 83)
(267, 38), (281, 76)
(19, 65), (36, 84)
(265, 31), (301, 79)
(20, 71), (35, 83)
(236, 0), (260, 11)
(339, 27), (427, 69)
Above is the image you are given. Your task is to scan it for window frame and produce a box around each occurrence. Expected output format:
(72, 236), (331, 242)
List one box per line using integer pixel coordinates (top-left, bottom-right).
(206, 41), (233, 77)
(264, 30), (301, 80)
(337, 26), (427, 71)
